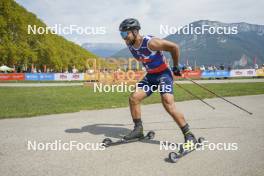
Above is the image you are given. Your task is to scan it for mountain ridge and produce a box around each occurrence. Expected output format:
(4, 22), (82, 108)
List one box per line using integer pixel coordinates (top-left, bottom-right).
(112, 20), (264, 67)
(82, 42), (125, 58)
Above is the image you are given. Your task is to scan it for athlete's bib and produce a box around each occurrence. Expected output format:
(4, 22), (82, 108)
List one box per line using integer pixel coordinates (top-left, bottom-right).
(128, 35), (169, 74)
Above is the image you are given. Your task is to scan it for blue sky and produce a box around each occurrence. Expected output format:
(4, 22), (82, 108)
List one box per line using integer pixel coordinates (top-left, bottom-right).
(16, 0), (264, 45)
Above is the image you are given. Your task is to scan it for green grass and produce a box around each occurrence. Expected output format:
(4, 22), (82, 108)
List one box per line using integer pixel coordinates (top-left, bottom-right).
(0, 82), (264, 119)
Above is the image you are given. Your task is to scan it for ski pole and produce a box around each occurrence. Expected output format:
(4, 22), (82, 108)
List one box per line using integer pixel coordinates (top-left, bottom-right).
(174, 82), (215, 110)
(184, 77), (253, 115)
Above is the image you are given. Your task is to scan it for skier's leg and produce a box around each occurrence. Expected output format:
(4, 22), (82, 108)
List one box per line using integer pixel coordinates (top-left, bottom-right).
(161, 93), (197, 147)
(124, 76), (152, 140)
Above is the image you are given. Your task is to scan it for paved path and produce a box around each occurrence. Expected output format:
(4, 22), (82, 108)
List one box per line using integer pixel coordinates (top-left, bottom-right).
(175, 78), (264, 84)
(0, 78), (264, 87)
(0, 95), (263, 176)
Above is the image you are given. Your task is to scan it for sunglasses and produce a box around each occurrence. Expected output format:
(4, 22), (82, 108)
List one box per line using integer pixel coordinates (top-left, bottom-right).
(120, 31), (129, 39)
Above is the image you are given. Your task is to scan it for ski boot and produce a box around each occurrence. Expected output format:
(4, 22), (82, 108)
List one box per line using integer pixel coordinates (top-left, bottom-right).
(123, 124), (144, 140)
(181, 131), (197, 152)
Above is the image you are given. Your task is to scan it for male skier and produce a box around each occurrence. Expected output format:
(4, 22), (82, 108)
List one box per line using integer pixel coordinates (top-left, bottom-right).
(119, 18), (197, 145)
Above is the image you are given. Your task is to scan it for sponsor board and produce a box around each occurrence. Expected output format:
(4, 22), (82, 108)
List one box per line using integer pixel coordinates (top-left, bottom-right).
(54, 73), (84, 81)
(0, 73), (25, 80)
(230, 69), (256, 77)
(25, 73), (55, 81)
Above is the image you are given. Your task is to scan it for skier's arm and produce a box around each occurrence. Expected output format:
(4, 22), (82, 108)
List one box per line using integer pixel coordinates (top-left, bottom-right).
(148, 38), (180, 67)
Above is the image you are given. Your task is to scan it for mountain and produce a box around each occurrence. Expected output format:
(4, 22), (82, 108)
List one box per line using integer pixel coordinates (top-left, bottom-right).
(111, 47), (132, 58)
(0, 0), (97, 72)
(112, 20), (264, 67)
(82, 43), (125, 58)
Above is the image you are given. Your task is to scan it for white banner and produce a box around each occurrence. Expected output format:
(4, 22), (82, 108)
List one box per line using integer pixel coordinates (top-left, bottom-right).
(230, 69), (256, 77)
(54, 73), (84, 80)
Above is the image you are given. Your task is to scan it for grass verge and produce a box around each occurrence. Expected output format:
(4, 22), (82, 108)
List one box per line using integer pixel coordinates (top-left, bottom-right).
(0, 82), (263, 119)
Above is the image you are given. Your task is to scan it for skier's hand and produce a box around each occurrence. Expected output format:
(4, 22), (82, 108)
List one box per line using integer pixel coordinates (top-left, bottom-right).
(172, 66), (182, 76)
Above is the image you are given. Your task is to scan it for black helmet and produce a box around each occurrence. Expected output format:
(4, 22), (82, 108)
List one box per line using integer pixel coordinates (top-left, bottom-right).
(119, 18), (141, 31)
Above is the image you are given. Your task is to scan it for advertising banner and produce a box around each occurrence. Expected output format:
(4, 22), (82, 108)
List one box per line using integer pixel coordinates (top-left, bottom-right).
(25, 73), (55, 81)
(201, 70), (230, 78)
(182, 70), (202, 78)
(230, 69), (256, 77)
(0, 73), (25, 80)
(84, 72), (99, 81)
(256, 69), (264, 76)
(114, 71), (145, 82)
(70, 73), (84, 80)
(54, 73), (84, 81)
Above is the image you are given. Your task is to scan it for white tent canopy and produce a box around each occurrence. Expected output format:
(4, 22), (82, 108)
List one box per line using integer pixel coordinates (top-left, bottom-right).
(0, 65), (14, 72)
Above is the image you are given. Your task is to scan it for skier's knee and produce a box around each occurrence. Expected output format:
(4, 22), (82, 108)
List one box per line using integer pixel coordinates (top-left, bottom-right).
(129, 93), (141, 105)
(162, 96), (174, 105)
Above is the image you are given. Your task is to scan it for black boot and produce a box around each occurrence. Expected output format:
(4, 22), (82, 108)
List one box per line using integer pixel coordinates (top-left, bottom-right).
(184, 131), (197, 144)
(181, 131), (197, 152)
(123, 123), (144, 140)
(181, 124), (197, 151)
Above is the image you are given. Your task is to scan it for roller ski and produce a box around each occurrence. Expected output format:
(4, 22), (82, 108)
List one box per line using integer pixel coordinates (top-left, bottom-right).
(102, 124), (155, 147)
(168, 133), (205, 163)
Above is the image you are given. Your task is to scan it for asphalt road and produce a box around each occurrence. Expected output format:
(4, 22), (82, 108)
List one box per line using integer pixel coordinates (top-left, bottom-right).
(0, 95), (263, 176)
(0, 78), (264, 87)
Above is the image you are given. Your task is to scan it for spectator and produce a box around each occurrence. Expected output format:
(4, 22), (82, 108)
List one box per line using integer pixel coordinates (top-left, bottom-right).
(72, 68), (78, 73)
(182, 64), (187, 71)
(213, 65), (217, 71)
(208, 65), (213, 71)
(227, 65), (232, 71)
(200, 65), (205, 71)
(220, 64), (225, 70)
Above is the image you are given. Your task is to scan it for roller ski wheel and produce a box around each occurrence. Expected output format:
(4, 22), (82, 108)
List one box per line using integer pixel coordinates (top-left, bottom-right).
(102, 130), (155, 148)
(168, 137), (205, 163)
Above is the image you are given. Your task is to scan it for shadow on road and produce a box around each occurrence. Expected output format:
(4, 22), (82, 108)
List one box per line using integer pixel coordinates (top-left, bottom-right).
(65, 123), (161, 146)
(65, 123), (129, 138)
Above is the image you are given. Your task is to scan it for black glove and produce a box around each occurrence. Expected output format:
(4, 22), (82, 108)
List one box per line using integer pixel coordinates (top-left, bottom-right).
(172, 66), (182, 76)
